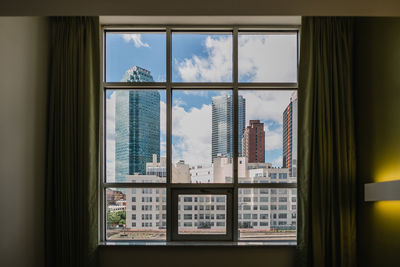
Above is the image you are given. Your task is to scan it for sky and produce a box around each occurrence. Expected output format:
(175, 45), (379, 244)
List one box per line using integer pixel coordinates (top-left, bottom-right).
(105, 32), (297, 181)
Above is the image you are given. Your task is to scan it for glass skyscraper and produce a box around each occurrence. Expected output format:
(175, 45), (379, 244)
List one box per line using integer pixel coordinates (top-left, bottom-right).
(283, 91), (298, 177)
(211, 94), (245, 161)
(115, 66), (160, 182)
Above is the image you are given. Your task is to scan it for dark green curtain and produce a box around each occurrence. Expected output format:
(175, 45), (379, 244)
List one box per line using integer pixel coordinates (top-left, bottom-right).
(46, 17), (100, 267)
(297, 17), (357, 267)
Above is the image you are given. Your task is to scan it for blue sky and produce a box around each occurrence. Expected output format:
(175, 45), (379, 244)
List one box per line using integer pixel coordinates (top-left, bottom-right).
(106, 32), (233, 82)
(105, 33), (297, 174)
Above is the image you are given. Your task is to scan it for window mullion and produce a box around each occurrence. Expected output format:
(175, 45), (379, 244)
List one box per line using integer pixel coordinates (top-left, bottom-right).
(232, 27), (239, 242)
(100, 26), (106, 243)
(166, 27), (172, 242)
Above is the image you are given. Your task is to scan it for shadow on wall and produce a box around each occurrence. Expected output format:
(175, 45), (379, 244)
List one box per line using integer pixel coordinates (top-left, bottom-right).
(355, 17), (400, 267)
(99, 245), (296, 267)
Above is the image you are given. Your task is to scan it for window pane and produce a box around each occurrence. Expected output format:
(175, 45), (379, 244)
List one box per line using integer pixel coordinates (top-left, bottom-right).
(172, 90), (234, 183)
(238, 33), (297, 83)
(238, 188), (296, 241)
(106, 188), (166, 240)
(106, 90), (166, 183)
(178, 194), (226, 235)
(106, 32), (166, 82)
(172, 33), (232, 82)
(238, 90), (297, 183)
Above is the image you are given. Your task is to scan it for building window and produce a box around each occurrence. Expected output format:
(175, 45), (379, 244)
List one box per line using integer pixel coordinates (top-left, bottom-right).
(102, 26), (298, 242)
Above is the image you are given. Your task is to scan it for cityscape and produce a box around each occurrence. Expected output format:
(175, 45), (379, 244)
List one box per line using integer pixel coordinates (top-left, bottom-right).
(106, 66), (298, 241)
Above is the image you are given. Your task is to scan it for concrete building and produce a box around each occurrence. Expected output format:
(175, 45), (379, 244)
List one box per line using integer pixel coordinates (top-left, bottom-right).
(125, 178), (167, 229)
(132, 154), (190, 184)
(106, 189), (125, 205)
(238, 187), (296, 231)
(282, 91), (298, 177)
(190, 165), (213, 183)
(146, 154), (167, 179)
(242, 120), (265, 163)
(115, 66), (160, 182)
(172, 160), (191, 183)
(125, 155), (296, 232)
(108, 205), (126, 212)
(248, 162), (272, 170)
(214, 156), (248, 183)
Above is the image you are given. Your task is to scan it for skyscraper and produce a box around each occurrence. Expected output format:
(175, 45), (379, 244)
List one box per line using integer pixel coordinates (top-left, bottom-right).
(211, 94), (245, 161)
(282, 91), (298, 177)
(115, 66), (160, 182)
(242, 120), (265, 163)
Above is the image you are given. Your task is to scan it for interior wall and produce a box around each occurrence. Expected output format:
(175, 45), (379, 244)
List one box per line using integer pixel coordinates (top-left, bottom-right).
(0, 17), (48, 267)
(354, 17), (400, 267)
(100, 246), (296, 267)
(1, 0), (400, 16)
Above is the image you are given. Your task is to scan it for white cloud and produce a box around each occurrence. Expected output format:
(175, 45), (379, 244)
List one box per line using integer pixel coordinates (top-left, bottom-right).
(238, 34), (297, 82)
(160, 141), (166, 157)
(106, 92), (116, 182)
(264, 125), (282, 151)
(241, 90), (293, 124)
(272, 156), (283, 167)
(122, 34), (150, 48)
(173, 98), (186, 107)
(176, 36), (232, 82)
(183, 90), (209, 97)
(175, 34), (297, 83)
(172, 104), (212, 166)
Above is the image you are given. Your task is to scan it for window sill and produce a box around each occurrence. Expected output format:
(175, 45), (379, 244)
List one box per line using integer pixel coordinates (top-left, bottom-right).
(99, 240), (297, 247)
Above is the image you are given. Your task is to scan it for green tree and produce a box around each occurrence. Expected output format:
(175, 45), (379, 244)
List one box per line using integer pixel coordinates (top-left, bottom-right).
(107, 210), (126, 227)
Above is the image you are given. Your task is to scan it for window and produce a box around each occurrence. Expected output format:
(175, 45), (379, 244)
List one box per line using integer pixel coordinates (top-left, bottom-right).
(102, 26), (298, 243)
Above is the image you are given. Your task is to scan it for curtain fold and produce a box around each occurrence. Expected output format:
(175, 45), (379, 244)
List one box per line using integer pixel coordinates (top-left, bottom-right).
(297, 17), (357, 267)
(45, 17), (100, 267)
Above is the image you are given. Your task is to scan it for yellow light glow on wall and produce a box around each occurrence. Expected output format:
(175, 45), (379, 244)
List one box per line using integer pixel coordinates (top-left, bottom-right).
(373, 201), (400, 221)
(373, 160), (400, 183)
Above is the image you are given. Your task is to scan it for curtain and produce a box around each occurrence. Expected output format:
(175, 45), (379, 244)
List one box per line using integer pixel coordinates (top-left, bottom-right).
(297, 17), (357, 267)
(45, 17), (100, 267)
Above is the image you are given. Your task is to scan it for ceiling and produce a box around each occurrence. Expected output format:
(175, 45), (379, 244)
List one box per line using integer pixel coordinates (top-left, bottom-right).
(1, 0), (400, 16)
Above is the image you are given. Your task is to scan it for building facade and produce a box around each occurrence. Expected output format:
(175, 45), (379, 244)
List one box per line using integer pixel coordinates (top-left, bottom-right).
(115, 66), (161, 182)
(282, 91), (298, 177)
(211, 94), (246, 161)
(124, 155), (296, 234)
(242, 120), (265, 163)
(190, 164), (213, 183)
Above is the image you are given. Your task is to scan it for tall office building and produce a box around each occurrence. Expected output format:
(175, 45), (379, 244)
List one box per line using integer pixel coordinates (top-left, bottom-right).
(282, 92), (298, 177)
(211, 94), (245, 161)
(242, 120), (265, 163)
(115, 66), (160, 182)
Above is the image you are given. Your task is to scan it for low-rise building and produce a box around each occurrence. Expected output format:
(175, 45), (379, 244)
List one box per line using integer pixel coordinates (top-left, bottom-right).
(124, 155), (296, 233)
(190, 165), (213, 183)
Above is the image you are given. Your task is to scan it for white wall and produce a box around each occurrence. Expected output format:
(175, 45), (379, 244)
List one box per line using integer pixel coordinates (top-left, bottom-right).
(0, 17), (48, 267)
